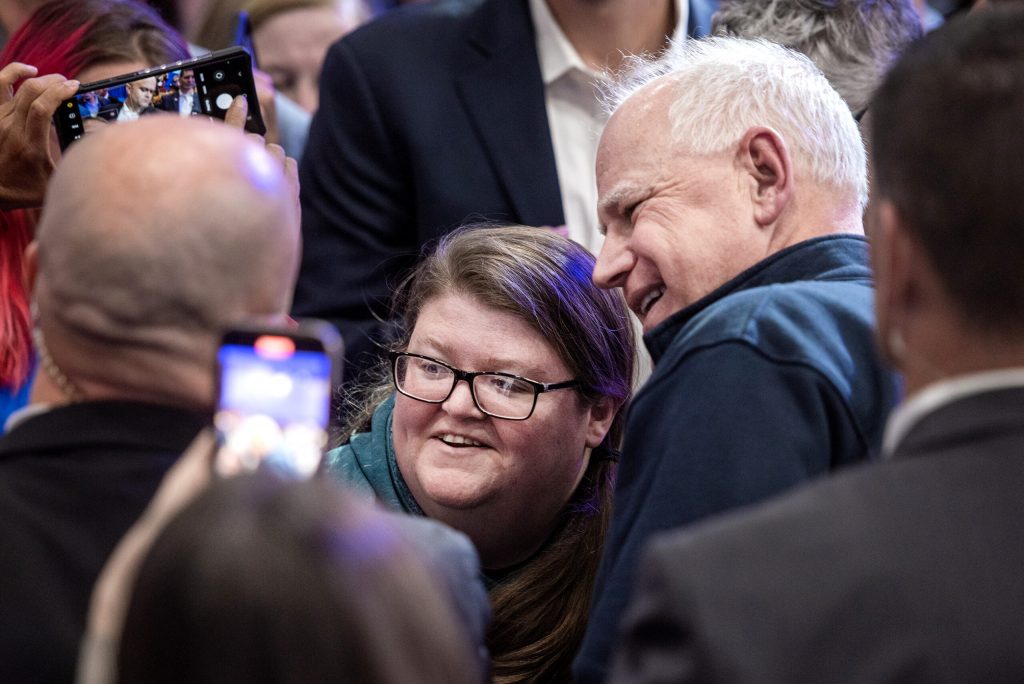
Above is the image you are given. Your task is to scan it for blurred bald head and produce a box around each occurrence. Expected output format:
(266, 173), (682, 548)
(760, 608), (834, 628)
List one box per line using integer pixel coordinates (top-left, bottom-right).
(31, 116), (299, 407)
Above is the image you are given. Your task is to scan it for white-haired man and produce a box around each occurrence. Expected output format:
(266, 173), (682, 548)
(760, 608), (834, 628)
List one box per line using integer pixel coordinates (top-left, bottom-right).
(608, 7), (1024, 681)
(575, 37), (901, 682)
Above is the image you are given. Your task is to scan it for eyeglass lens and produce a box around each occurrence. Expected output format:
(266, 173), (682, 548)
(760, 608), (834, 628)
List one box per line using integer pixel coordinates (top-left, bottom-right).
(394, 354), (537, 419)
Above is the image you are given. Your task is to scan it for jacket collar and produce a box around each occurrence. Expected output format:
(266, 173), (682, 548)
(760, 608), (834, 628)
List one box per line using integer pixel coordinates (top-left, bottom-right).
(886, 373), (1024, 458)
(893, 385), (1024, 460)
(0, 401), (210, 457)
(644, 234), (870, 361)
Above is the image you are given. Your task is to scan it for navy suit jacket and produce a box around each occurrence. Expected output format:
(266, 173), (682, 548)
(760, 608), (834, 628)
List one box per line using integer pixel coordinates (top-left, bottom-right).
(293, 0), (717, 380)
(157, 91), (201, 115)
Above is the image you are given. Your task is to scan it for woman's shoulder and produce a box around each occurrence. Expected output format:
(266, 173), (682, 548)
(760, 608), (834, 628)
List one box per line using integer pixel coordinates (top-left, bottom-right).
(324, 396), (405, 508)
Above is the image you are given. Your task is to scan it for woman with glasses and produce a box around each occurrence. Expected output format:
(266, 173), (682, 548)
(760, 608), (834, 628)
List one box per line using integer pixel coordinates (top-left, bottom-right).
(327, 224), (635, 683)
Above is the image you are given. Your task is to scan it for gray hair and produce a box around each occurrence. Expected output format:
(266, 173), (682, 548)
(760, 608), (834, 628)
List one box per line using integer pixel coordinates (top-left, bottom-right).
(712, 0), (922, 115)
(603, 36), (868, 208)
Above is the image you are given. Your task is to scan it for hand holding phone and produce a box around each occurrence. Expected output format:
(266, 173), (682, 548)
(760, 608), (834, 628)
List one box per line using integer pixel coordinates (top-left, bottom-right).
(0, 64), (78, 209)
(214, 320), (343, 480)
(53, 46), (266, 150)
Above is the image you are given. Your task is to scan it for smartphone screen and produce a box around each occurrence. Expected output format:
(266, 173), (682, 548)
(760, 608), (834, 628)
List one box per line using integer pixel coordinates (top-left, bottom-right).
(214, 330), (336, 479)
(54, 46), (265, 149)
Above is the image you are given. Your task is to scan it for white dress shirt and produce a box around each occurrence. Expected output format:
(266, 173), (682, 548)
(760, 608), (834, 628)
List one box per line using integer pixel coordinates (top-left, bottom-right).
(178, 91), (195, 116)
(528, 0), (688, 255)
(116, 104), (141, 122)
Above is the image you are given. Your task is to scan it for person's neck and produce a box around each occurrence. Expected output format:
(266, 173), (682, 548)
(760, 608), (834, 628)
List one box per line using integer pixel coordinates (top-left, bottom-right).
(544, 0), (676, 73)
(28, 370), (72, 408)
(767, 191), (864, 254)
(899, 313), (1024, 398)
(30, 335), (216, 412)
(28, 366), (214, 411)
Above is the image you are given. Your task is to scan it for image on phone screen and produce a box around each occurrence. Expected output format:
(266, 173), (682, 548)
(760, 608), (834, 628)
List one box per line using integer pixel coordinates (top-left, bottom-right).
(215, 334), (333, 479)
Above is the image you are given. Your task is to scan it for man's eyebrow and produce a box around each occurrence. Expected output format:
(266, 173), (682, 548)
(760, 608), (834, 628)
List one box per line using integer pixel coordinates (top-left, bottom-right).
(598, 187), (631, 216)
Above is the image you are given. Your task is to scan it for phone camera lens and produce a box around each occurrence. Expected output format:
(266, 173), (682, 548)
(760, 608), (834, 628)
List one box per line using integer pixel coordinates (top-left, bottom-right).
(213, 70), (225, 81)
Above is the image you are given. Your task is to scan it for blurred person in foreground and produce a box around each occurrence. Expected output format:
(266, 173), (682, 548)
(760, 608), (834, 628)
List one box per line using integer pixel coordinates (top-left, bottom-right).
(610, 7), (1024, 681)
(329, 225), (635, 682)
(576, 36), (901, 682)
(0, 115), (299, 683)
(0, 0), (190, 426)
(113, 473), (479, 684)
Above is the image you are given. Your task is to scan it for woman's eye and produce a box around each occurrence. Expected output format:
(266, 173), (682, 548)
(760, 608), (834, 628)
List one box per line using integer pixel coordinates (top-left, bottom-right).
(487, 376), (530, 395)
(414, 360), (446, 377)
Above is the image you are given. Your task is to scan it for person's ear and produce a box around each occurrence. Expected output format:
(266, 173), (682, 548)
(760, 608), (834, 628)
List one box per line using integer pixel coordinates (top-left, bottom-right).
(584, 396), (618, 449)
(871, 200), (915, 366)
(738, 127), (793, 227)
(23, 241), (39, 298)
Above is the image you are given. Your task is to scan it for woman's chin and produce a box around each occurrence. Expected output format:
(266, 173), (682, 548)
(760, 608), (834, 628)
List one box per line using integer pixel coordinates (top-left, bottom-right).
(418, 471), (494, 513)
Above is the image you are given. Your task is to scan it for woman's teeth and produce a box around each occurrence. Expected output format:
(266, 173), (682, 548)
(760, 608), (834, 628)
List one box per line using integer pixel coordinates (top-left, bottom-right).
(440, 434), (484, 447)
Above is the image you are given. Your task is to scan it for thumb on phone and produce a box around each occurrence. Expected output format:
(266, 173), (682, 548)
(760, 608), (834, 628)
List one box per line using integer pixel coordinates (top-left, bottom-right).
(224, 94), (248, 129)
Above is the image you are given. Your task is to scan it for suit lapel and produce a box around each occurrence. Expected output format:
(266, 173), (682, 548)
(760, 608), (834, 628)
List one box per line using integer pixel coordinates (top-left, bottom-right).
(453, 0), (564, 228)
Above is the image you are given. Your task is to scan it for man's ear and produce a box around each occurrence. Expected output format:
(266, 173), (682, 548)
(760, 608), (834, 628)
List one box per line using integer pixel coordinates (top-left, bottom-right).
(584, 396), (618, 449)
(871, 200), (915, 364)
(23, 241), (39, 299)
(738, 127), (792, 227)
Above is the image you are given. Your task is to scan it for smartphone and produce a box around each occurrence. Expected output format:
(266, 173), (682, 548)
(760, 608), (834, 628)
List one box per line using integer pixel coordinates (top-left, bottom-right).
(53, 46), (266, 150)
(214, 320), (343, 479)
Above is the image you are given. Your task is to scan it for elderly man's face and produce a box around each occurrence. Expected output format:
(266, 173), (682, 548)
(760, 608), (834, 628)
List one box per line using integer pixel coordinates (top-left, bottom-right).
(593, 83), (766, 332)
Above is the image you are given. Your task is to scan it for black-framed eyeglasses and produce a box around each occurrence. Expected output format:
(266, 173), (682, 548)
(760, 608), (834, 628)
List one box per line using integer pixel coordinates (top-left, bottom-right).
(390, 351), (579, 421)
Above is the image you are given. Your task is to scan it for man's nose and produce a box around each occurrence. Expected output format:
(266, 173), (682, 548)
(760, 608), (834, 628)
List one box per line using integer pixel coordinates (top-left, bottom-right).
(593, 233), (634, 289)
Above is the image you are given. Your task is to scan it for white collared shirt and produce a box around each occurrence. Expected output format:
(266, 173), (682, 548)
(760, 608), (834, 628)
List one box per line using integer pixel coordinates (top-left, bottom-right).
(179, 91), (195, 116)
(882, 368), (1024, 457)
(528, 0), (688, 255)
(116, 104), (140, 122)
